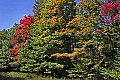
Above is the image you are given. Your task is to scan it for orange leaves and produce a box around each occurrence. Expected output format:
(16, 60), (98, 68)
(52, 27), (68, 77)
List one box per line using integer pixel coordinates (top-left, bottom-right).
(53, 4), (59, 12)
(53, 7), (59, 12)
(47, 10), (52, 14)
(54, 28), (71, 36)
(83, 0), (92, 2)
(50, 16), (57, 27)
(61, 28), (70, 35)
(95, 29), (103, 33)
(50, 17), (57, 22)
(47, 6), (59, 15)
(55, 4), (59, 8)
(83, 26), (93, 31)
(36, 18), (45, 24)
(71, 17), (79, 24)
(61, 28), (70, 32)
(74, 26), (94, 35)
(67, 17), (79, 28)
(51, 53), (78, 62)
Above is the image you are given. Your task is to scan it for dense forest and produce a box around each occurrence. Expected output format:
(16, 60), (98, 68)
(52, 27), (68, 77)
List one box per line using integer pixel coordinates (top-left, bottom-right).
(0, 0), (120, 79)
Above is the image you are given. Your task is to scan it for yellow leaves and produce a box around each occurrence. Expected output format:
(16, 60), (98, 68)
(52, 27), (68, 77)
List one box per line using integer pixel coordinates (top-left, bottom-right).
(51, 53), (69, 58)
(55, 30), (59, 35)
(43, 29), (49, 34)
(98, 46), (104, 52)
(81, 26), (93, 31)
(68, 1), (74, 4)
(36, 18), (45, 24)
(51, 48), (86, 62)
(43, 35), (52, 41)
(44, 0), (54, 9)
(51, 53), (78, 62)
(52, 0), (66, 6)
(58, 17), (65, 23)
(84, 40), (94, 46)
(40, 30), (49, 38)
(50, 39), (63, 45)
(54, 28), (71, 36)
(67, 17), (80, 27)
(77, 0), (100, 12)
(83, 17), (97, 23)
(83, 0), (92, 2)
(77, 0), (92, 8)
(75, 31), (83, 36)
(78, 26), (93, 35)
(77, 2), (84, 8)
(56, 41), (63, 45)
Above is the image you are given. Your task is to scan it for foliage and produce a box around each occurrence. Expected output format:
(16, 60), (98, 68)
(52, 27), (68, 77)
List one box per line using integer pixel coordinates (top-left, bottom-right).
(0, 29), (7, 39)
(19, 0), (76, 77)
(98, 0), (120, 79)
(7, 15), (34, 70)
(0, 24), (17, 71)
(0, 0), (120, 79)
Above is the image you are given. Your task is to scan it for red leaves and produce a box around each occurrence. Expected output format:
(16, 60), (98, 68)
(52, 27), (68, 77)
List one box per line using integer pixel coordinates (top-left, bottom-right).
(18, 25), (22, 29)
(13, 48), (19, 55)
(10, 39), (17, 45)
(20, 19), (24, 24)
(20, 15), (34, 26)
(111, 14), (120, 22)
(9, 47), (18, 55)
(14, 56), (19, 60)
(22, 35), (29, 40)
(24, 15), (27, 19)
(100, 1), (120, 25)
(9, 15), (34, 60)
(12, 15), (34, 42)
(100, 1), (120, 16)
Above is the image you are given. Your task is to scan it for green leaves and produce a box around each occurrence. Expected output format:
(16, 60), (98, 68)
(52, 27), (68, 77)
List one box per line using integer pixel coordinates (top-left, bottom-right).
(0, 24), (17, 71)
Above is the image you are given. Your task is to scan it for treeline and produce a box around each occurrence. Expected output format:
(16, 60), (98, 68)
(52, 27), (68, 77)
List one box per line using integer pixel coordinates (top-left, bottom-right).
(0, 0), (120, 79)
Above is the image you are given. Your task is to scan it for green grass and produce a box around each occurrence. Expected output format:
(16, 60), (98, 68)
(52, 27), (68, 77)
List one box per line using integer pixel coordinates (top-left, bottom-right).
(0, 72), (66, 80)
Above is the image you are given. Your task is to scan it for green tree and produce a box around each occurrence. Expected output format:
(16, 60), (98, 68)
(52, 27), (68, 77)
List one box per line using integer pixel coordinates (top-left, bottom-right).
(0, 23), (17, 71)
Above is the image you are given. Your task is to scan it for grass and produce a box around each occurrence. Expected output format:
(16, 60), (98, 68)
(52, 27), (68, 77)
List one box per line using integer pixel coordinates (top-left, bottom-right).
(0, 72), (66, 80)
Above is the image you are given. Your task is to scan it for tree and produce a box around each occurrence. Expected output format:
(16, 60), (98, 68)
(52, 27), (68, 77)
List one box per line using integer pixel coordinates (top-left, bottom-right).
(0, 23), (17, 71)
(19, 0), (77, 77)
(98, 0), (120, 79)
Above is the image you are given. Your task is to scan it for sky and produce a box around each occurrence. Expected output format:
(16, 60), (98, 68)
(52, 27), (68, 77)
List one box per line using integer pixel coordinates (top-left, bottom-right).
(0, 0), (35, 30)
(0, 0), (80, 31)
